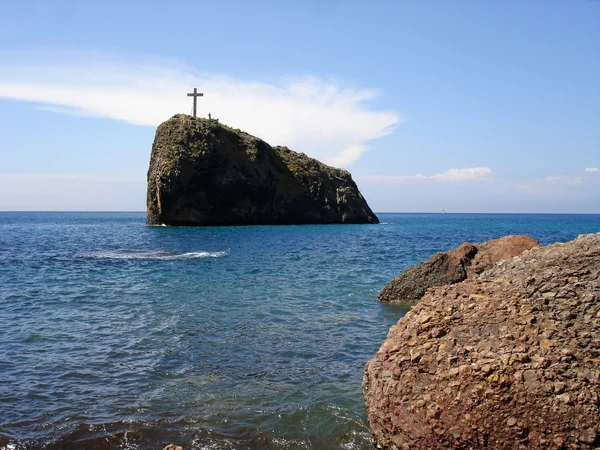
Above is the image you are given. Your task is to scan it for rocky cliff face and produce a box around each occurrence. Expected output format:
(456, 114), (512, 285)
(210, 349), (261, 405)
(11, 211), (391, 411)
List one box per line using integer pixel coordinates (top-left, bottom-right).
(146, 115), (378, 226)
(378, 235), (539, 305)
(364, 233), (600, 449)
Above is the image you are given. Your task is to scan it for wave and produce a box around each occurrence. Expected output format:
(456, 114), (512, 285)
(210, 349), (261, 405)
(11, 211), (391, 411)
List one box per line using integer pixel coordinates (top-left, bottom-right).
(0, 404), (370, 449)
(86, 249), (229, 260)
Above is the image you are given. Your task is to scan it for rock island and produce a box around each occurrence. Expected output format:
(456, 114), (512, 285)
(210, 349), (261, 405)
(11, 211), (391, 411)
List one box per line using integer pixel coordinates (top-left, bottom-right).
(147, 115), (378, 226)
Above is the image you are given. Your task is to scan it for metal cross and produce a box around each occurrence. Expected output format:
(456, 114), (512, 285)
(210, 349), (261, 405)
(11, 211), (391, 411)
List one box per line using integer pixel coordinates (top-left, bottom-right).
(187, 88), (203, 117)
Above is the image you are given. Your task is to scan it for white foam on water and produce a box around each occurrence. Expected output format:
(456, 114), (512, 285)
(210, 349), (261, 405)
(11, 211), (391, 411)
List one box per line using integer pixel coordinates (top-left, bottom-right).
(87, 249), (229, 260)
(178, 250), (229, 259)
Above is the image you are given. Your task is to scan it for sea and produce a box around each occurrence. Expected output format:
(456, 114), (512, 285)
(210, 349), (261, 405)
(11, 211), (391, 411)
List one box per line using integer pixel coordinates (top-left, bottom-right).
(1, 212), (599, 450)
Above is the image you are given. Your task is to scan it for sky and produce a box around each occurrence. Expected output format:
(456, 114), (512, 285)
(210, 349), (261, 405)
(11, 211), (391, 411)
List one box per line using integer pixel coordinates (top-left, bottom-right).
(0, 0), (598, 213)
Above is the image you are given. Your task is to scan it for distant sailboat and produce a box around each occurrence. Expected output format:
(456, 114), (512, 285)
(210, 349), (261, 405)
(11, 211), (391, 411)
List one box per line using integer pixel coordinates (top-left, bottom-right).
(442, 209), (446, 214)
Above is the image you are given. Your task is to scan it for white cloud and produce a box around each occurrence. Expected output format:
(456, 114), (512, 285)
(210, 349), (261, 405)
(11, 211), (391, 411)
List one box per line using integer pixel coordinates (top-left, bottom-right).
(517, 184), (541, 193)
(545, 175), (582, 185)
(519, 173), (585, 192)
(0, 54), (399, 167)
(359, 167), (493, 183)
(429, 167), (492, 181)
(585, 167), (599, 173)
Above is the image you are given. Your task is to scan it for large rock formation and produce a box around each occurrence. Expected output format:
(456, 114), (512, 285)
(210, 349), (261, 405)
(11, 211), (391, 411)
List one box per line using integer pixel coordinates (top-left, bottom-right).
(364, 233), (600, 449)
(378, 235), (540, 305)
(146, 115), (378, 226)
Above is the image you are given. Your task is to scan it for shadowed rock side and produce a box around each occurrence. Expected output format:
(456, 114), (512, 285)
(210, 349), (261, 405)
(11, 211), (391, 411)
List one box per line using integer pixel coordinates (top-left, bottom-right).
(378, 235), (540, 305)
(364, 233), (600, 449)
(146, 115), (378, 226)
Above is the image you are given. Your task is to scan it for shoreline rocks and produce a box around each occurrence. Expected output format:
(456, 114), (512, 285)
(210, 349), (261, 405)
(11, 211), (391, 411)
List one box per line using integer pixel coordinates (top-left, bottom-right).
(364, 233), (600, 449)
(146, 115), (378, 226)
(378, 235), (540, 305)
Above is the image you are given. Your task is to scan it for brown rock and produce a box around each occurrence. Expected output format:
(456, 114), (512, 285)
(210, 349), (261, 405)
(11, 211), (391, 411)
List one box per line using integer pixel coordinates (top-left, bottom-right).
(378, 235), (539, 304)
(163, 445), (183, 450)
(364, 233), (600, 449)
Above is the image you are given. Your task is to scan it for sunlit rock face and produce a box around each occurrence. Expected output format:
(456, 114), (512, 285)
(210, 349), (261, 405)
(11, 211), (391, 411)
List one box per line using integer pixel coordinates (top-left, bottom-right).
(364, 233), (600, 449)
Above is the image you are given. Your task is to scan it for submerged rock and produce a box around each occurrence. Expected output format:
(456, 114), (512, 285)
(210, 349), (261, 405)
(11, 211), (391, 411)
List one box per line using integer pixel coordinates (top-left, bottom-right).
(364, 233), (600, 449)
(146, 115), (378, 226)
(378, 235), (539, 304)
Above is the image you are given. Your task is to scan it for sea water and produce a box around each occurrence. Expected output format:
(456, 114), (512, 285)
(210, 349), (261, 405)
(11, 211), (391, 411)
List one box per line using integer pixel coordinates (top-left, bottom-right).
(1, 212), (599, 449)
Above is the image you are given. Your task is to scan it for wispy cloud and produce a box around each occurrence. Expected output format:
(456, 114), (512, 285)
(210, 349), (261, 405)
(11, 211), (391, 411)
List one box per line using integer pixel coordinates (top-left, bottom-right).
(359, 167), (493, 183)
(0, 53), (399, 166)
(519, 173), (586, 192)
(585, 167), (599, 173)
(545, 175), (583, 185)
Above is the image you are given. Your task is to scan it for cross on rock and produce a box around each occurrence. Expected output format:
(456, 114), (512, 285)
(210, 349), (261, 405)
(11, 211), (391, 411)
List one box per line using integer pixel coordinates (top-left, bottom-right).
(187, 88), (203, 118)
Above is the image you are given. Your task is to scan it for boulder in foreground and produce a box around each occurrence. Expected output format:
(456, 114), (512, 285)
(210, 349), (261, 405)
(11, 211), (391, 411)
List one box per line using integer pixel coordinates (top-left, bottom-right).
(364, 233), (600, 449)
(147, 115), (378, 226)
(378, 235), (540, 304)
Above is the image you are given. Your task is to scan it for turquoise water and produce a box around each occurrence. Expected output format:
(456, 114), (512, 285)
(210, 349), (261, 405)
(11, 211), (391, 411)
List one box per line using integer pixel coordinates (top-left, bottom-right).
(1, 212), (599, 449)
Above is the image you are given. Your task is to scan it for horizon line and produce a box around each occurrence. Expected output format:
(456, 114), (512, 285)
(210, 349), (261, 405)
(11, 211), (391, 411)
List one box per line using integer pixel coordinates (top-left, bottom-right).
(1, 210), (599, 215)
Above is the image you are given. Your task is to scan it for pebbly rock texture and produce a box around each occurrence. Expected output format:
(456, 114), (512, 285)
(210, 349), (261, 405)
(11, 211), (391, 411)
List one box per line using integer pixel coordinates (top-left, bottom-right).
(364, 233), (600, 449)
(378, 235), (540, 305)
(147, 115), (378, 226)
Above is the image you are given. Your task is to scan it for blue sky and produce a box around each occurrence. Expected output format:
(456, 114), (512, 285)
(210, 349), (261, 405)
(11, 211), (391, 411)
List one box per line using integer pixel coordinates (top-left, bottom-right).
(0, 0), (598, 213)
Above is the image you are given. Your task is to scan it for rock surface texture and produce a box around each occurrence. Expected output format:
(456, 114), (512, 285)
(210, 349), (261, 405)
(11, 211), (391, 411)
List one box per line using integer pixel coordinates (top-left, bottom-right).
(378, 235), (540, 304)
(364, 233), (600, 449)
(147, 115), (378, 225)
